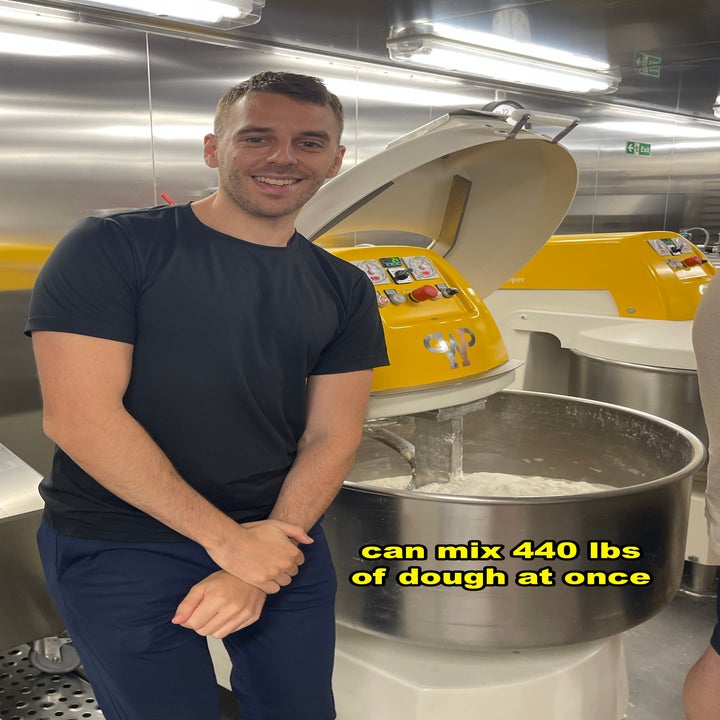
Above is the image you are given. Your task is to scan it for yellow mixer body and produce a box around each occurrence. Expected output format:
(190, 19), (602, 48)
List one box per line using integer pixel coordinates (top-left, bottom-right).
(501, 231), (715, 320)
(329, 245), (508, 394)
(0, 244), (52, 292)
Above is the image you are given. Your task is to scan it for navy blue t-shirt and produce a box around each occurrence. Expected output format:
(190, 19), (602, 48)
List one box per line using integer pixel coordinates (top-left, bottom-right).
(25, 203), (388, 541)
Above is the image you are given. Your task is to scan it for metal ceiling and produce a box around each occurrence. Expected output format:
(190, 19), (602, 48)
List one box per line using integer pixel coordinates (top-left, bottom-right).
(230, 0), (720, 119)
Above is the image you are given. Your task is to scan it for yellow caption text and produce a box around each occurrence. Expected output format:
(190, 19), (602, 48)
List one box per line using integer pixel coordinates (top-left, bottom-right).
(348, 540), (652, 591)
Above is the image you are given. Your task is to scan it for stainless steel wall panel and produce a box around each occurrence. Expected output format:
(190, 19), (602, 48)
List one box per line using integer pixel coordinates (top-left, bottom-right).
(0, 14), (155, 245)
(594, 119), (674, 227)
(0, 12), (156, 422)
(2, 6), (720, 252)
(353, 67), (493, 165)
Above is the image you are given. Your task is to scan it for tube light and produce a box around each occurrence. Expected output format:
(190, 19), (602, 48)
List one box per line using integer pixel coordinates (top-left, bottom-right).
(0, 30), (111, 55)
(387, 23), (620, 95)
(48, 0), (264, 28)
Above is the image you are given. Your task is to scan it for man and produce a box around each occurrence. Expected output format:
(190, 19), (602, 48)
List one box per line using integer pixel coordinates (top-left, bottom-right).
(684, 273), (720, 719)
(25, 71), (388, 720)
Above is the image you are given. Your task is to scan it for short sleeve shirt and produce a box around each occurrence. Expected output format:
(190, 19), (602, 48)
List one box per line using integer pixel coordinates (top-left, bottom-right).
(25, 203), (388, 541)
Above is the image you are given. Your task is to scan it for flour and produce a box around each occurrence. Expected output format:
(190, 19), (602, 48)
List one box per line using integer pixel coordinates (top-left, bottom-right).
(359, 472), (615, 496)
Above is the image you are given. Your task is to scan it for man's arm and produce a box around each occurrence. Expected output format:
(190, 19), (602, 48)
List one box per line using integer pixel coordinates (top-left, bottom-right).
(172, 368), (372, 635)
(269, 369), (373, 530)
(31, 330), (311, 593)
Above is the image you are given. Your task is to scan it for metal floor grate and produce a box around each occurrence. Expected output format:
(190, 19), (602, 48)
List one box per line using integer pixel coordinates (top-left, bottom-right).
(0, 644), (103, 719)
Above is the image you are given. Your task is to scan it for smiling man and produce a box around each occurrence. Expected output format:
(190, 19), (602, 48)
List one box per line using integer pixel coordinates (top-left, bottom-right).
(25, 72), (388, 720)
(194, 75), (345, 238)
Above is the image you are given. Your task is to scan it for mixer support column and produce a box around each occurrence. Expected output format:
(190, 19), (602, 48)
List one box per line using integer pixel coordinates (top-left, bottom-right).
(414, 415), (463, 487)
(412, 399), (486, 487)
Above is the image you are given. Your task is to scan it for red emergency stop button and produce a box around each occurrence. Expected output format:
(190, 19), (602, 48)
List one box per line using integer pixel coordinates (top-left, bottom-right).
(683, 255), (704, 267)
(409, 284), (440, 302)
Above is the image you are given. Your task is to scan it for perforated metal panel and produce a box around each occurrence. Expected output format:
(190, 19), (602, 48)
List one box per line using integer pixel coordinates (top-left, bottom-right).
(0, 644), (103, 719)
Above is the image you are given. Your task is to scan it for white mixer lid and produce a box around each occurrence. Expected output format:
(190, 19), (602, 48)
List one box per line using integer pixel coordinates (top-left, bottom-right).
(297, 110), (579, 298)
(574, 320), (697, 370)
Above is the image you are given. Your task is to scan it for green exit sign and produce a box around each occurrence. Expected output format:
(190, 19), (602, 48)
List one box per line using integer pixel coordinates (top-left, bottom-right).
(626, 141), (652, 156)
(634, 51), (661, 77)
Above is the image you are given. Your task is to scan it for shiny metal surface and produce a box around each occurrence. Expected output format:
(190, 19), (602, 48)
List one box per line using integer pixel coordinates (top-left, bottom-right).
(324, 390), (705, 650)
(0, 510), (64, 651)
(1, 10), (155, 245)
(569, 350), (709, 449)
(2, 2), (720, 246)
(0, 643), (104, 718)
(0, 291), (40, 416)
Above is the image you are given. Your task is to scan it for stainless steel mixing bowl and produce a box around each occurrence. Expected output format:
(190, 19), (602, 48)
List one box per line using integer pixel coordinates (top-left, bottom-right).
(323, 390), (705, 650)
(569, 350), (708, 450)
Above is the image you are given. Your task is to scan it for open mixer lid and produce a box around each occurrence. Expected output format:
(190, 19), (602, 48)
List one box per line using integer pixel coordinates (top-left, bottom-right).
(297, 109), (579, 299)
(297, 110), (579, 418)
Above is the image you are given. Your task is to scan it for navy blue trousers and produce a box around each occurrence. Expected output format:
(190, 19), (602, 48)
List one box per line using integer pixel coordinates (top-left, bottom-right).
(37, 521), (337, 720)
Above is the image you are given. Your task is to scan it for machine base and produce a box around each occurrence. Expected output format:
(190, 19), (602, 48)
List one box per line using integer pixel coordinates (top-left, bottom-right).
(211, 627), (629, 719)
(333, 626), (628, 720)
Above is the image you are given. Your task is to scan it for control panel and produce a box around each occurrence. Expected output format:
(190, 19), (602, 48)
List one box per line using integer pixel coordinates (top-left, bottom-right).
(351, 254), (461, 310)
(647, 237), (708, 271)
(647, 237), (693, 256)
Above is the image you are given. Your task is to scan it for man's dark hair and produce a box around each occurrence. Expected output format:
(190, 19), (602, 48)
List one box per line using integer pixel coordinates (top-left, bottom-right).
(214, 71), (344, 141)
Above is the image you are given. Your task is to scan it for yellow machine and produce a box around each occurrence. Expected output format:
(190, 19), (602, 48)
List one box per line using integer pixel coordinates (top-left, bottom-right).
(0, 243), (52, 292)
(501, 231), (715, 320)
(486, 231), (716, 398)
(278, 112), (641, 720)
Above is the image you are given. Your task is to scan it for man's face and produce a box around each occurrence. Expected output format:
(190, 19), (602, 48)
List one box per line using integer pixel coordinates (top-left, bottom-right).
(204, 91), (345, 220)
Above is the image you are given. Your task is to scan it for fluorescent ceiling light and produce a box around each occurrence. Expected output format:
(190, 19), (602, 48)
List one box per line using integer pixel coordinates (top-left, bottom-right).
(0, 5), (71, 23)
(593, 120), (720, 139)
(387, 23), (620, 95)
(93, 124), (212, 140)
(0, 30), (111, 55)
(49, 0), (264, 28)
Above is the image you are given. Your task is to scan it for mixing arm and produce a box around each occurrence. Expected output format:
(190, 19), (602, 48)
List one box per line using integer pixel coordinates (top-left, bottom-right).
(363, 425), (415, 469)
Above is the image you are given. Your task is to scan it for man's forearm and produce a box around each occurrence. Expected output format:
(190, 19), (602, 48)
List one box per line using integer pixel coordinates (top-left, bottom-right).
(270, 369), (372, 530)
(269, 432), (358, 531)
